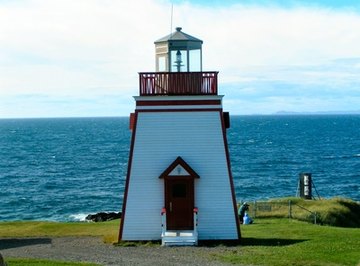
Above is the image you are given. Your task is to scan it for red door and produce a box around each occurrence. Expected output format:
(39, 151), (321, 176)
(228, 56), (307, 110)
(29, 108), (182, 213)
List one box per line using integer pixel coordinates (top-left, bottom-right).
(165, 178), (194, 230)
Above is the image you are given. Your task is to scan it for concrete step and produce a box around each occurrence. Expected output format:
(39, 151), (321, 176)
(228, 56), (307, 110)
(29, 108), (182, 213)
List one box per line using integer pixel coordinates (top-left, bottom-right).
(161, 230), (198, 246)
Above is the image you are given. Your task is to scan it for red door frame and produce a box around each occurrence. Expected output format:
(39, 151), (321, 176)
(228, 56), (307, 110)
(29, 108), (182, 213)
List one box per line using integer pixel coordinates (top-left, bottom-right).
(159, 156), (200, 231)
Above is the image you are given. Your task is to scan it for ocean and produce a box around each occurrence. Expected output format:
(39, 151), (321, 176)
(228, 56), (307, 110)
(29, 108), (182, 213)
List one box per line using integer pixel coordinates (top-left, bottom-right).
(0, 115), (359, 221)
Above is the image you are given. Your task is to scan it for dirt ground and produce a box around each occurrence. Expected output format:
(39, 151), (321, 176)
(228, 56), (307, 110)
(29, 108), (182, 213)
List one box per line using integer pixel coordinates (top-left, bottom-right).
(0, 236), (238, 266)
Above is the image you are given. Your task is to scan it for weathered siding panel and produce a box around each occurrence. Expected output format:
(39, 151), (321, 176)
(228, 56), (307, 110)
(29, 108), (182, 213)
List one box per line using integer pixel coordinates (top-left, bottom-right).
(121, 111), (238, 240)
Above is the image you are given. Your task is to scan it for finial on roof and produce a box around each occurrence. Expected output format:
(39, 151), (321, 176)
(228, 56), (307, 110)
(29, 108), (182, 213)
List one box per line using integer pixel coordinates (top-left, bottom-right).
(176, 27), (182, 32)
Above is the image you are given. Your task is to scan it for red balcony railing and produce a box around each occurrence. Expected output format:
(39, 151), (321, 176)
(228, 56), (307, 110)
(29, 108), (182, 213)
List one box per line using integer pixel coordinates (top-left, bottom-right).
(139, 72), (218, 96)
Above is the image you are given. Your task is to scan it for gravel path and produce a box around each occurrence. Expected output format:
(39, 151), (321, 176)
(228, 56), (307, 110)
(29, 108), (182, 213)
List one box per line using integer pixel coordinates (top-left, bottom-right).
(0, 237), (238, 266)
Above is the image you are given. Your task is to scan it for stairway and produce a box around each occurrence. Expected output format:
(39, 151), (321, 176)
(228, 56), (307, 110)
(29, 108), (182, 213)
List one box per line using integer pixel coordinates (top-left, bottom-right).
(161, 230), (198, 246)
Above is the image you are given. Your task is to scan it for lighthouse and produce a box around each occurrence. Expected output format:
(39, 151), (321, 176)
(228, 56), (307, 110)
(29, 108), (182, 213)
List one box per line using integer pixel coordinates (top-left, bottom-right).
(118, 27), (240, 245)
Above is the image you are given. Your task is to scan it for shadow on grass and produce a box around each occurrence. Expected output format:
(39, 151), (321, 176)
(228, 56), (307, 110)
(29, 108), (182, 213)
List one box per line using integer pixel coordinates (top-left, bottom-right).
(115, 240), (161, 247)
(0, 238), (52, 250)
(198, 238), (307, 247)
(241, 237), (308, 246)
(115, 238), (307, 248)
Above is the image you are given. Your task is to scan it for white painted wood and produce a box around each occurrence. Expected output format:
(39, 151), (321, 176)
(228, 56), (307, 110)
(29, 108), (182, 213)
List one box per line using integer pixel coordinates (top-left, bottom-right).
(121, 110), (238, 240)
(168, 165), (190, 176)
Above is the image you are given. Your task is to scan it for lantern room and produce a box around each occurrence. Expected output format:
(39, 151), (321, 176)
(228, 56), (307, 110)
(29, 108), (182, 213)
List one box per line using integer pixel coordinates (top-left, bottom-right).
(155, 27), (203, 72)
(141, 27), (216, 96)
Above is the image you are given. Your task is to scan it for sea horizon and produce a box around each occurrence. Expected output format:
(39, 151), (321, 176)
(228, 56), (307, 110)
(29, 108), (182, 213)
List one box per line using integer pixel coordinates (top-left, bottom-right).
(1, 110), (360, 120)
(1, 115), (359, 221)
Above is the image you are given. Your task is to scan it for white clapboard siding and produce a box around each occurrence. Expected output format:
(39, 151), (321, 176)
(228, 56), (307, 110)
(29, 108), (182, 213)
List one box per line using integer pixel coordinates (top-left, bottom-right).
(121, 111), (238, 240)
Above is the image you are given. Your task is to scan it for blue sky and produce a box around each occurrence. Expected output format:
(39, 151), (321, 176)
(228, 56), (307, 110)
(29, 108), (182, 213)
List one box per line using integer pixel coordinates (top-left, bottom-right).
(176, 0), (360, 8)
(1, 0), (360, 118)
(173, 0), (360, 11)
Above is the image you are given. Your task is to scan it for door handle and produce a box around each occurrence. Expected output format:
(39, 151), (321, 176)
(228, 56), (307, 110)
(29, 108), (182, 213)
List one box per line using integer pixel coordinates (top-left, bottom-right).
(170, 202), (172, 212)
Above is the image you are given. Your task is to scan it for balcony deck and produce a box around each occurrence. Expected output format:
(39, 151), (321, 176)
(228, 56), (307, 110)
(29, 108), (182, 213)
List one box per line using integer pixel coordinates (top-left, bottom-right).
(139, 72), (218, 96)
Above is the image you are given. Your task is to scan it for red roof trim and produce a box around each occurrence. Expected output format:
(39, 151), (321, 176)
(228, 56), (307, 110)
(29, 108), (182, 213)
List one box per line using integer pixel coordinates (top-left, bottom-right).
(118, 111), (139, 241)
(159, 156), (200, 179)
(137, 108), (222, 113)
(136, 100), (221, 106)
(219, 111), (241, 240)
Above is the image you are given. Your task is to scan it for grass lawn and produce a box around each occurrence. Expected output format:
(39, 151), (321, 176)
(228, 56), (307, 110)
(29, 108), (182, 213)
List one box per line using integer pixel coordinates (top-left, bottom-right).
(5, 258), (99, 266)
(248, 197), (360, 228)
(214, 218), (360, 266)
(1, 199), (359, 266)
(0, 219), (119, 243)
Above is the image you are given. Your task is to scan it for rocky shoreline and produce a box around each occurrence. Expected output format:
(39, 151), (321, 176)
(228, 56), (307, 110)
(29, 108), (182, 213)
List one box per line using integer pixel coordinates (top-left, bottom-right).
(85, 212), (121, 222)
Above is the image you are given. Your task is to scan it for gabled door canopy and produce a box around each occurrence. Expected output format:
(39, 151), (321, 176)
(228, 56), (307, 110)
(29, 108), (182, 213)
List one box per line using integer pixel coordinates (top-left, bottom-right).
(159, 156), (200, 179)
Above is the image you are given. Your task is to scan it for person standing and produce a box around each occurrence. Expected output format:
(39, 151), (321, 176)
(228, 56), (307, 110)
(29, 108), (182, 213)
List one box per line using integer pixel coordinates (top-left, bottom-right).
(238, 202), (249, 224)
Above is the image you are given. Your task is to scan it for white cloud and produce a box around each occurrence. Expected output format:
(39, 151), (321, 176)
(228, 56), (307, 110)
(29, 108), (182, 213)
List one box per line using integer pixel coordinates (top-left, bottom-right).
(1, 0), (360, 117)
(178, 5), (360, 66)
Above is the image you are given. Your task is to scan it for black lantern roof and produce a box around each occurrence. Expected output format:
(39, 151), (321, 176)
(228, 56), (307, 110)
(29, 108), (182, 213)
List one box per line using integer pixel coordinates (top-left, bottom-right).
(155, 27), (203, 50)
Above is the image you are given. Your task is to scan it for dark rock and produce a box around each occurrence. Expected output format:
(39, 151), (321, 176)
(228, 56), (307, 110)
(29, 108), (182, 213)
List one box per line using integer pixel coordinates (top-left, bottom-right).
(0, 252), (7, 266)
(85, 212), (121, 222)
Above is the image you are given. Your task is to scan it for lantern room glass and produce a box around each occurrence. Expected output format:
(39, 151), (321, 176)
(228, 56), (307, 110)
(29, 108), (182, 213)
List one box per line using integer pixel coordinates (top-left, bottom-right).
(157, 56), (167, 72)
(170, 50), (186, 72)
(189, 49), (201, 72)
(169, 48), (201, 72)
(155, 28), (203, 73)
